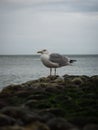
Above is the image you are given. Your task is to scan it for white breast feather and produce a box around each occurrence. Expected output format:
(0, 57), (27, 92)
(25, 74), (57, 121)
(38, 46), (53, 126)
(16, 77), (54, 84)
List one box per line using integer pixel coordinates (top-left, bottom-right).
(41, 54), (59, 68)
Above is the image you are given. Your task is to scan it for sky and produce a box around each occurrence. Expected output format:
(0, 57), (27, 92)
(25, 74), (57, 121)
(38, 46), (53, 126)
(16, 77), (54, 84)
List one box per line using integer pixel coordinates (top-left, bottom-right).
(0, 0), (98, 55)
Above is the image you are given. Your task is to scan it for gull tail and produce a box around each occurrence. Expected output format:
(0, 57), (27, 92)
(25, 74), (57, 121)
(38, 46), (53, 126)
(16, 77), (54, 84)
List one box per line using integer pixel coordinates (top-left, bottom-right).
(70, 59), (77, 63)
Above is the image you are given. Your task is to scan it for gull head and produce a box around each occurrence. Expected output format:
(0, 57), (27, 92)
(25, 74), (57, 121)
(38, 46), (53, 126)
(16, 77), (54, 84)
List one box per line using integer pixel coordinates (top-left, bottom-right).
(37, 49), (49, 54)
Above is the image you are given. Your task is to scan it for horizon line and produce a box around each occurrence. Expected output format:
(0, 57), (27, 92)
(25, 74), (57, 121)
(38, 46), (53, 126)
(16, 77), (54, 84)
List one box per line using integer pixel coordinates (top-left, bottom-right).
(0, 53), (98, 56)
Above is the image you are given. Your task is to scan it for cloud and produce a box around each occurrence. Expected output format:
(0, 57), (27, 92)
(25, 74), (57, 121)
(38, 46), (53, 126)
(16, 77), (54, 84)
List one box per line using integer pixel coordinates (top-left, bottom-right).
(0, 0), (98, 54)
(0, 10), (98, 54)
(0, 0), (98, 12)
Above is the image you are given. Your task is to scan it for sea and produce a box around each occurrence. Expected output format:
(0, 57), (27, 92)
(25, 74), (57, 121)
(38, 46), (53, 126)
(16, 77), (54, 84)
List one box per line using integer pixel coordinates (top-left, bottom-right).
(0, 55), (98, 89)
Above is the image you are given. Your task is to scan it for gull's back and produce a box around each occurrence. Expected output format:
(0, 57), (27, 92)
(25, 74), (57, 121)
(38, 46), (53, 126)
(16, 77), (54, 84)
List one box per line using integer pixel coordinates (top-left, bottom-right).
(49, 53), (69, 67)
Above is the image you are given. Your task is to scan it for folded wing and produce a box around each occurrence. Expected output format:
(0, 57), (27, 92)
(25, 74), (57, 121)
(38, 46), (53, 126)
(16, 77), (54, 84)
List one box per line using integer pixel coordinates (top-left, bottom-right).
(49, 53), (69, 66)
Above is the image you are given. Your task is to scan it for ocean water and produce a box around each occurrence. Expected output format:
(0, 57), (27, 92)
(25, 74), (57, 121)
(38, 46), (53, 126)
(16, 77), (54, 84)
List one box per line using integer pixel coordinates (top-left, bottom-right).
(0, 55), (98, 89)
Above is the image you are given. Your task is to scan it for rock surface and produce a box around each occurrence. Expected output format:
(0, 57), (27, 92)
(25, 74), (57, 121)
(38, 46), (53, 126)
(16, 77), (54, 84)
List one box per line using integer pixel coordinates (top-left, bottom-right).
(0, 75), (98, 130)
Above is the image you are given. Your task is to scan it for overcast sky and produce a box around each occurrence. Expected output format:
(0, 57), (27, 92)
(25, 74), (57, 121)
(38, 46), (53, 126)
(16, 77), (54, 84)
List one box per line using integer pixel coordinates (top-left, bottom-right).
(0, 0), (98, 55)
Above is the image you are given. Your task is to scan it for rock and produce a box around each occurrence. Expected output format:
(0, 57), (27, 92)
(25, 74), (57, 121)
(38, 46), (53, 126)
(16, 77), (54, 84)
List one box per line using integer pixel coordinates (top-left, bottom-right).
(0, 106), (45, 125)
(26, 94), (46, 101)
(20, 113), (41, 125)
(39, 108), (65, 118)
(47, 117), (78, 130)
(0, 106), (39, 125)
(38, 112), (55, 123)
(71, 77), (84, 86)
(0, 114), (16, 126)
(24, 99), (40, 108)
(83, 124), (98, 130)
(25, 99), (51, 109)
(54, 76), (64, 83)
(1, 106), (26, 118)
(69, 116), (98, 129)
(0, 75), (98, 129)
(45, 86), (62, 93)
(0, 125), (25, 130)
(0, 100), (8, 109)
(47, 75), (59, 81)
(25, 121), (50, 130)
(15, 90), (32, 98)
(63, 75), (90, 87)
(91, 75), (98, 86)
(1, 84), (23, 95)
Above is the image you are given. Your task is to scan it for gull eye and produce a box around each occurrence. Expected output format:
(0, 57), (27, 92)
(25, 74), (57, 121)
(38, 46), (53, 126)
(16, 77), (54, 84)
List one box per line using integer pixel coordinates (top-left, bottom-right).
(43, 49), (47, 52)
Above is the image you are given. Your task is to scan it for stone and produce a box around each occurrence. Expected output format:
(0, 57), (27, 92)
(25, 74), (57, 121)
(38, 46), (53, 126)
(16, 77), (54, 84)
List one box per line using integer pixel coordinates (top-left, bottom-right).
(83, 124), (98, 130)
(0, 114), (16, 126)
(0, 75), (98, 129)
(47, 117), (77, 130)
(71, 77), (84, 86)
(0, 126), (25, 130)
(26, 121), (50, 130)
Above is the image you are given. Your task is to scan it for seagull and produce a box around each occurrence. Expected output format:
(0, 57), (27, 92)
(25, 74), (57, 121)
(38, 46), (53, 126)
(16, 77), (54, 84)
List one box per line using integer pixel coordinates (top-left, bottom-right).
(37, 49), (76, 76)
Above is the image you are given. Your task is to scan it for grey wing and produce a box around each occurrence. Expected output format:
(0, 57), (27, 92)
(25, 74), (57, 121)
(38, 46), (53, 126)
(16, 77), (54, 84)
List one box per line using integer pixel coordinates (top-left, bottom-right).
(49, 53), (69, 66)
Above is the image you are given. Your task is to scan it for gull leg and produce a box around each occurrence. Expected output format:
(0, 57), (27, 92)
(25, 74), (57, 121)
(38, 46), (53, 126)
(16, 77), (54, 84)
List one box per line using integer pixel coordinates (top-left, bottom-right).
(50, 68), (52, 76)
(54, 68), (56, 75)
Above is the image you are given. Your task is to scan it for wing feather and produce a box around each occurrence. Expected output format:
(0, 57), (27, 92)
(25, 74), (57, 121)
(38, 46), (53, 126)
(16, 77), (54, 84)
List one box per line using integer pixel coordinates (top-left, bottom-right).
(49, 53), (69, 66)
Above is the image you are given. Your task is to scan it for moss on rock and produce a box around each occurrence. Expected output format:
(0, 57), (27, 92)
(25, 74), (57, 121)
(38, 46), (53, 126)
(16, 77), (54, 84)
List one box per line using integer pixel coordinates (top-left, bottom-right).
(0, 75), (98, 130)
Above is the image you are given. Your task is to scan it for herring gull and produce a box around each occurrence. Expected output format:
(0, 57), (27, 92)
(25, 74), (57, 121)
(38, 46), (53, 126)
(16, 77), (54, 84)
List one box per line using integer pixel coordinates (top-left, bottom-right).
(37, 49), (76, 75)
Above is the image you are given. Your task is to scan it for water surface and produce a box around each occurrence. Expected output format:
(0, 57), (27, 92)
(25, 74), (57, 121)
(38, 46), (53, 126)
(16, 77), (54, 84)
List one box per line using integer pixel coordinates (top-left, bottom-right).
(0, 55), (98, 89)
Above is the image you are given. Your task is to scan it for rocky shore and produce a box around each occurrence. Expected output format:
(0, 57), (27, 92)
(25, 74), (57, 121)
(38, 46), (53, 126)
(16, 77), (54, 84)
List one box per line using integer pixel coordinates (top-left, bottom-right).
(0, 75), (98, 130)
